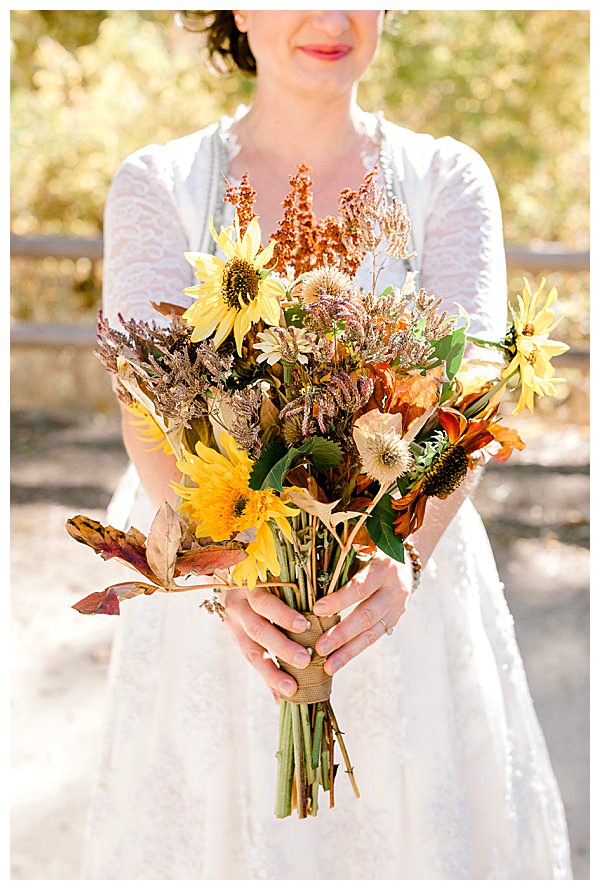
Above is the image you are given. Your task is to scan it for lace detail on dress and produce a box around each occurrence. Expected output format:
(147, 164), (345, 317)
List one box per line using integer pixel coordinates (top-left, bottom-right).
(102, 149), (194, 327)
(421, 137), (508, 353)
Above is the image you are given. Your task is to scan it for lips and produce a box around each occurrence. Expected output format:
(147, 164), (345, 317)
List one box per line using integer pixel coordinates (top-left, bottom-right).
(298, 44), (352, 61)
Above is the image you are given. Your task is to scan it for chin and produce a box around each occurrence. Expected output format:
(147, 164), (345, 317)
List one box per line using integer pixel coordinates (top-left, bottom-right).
(290, 65), (357, 100)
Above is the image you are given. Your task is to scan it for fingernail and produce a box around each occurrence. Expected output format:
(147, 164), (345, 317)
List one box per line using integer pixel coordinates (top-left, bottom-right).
(313, 602), (326, 614)
(293, 650), (311, 668)
(318, 639), (334, 656)
(279, 678), (295, 695)
(293, 616), (309, 631)
(328, 657), (340, 674)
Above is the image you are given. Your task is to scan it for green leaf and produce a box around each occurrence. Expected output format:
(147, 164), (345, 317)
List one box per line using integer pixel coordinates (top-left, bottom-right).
(430, 325), (467, 382)
(379, 284), (394, 296)
(365, 494), (406, 563)
(260, 437), (343, 492)
(284, 305), (309, 328)
(248, 441), (286, 490)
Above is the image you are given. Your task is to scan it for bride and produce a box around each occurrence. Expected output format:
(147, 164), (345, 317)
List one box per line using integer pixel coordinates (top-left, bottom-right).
(84, 10), (572, 879)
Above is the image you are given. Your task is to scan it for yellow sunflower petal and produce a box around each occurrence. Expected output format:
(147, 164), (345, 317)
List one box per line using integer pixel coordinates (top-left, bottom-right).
(213, 307), (237, 346)
(233, 305), (252, 355)
(242, 217), (262, 262)
(254, 239), (276, 269)
(210, 216), (236, 259)
(184, 251), (225, 277)
(259, 291), (283, 326)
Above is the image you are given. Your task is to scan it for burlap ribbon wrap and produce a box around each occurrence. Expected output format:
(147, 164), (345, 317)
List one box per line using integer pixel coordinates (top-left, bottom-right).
(279, 612), (340, 704)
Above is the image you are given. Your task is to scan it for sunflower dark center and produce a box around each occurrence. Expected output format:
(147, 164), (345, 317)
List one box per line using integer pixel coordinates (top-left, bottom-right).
(422, 445), (469, 498)
(221, 258), (259, 308)
(232, 494), (249, 518)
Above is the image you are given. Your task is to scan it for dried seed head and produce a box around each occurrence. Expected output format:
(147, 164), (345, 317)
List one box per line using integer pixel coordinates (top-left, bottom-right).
(356, 431), (414, 487)
(422, 445), (469, 497)
(300, 265), (355, 303)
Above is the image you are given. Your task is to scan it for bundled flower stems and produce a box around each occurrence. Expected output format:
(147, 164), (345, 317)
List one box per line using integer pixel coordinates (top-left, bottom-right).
(67, 164), (569, 818)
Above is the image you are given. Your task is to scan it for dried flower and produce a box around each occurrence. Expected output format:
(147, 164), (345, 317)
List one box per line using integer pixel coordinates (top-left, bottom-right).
(380, 197), (416, 260)
(255, 326), (312, 366)
(353, 410), (415, 487)
(223, 172), (257, 238)
(300, 265), (355, 303)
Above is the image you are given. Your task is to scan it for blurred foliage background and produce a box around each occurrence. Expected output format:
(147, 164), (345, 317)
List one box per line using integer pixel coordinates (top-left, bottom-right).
(10, 9), (589, 416)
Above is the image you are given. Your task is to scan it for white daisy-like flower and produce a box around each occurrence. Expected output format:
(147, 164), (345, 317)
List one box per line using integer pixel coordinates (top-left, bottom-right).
(352, 408), (432, 488)
(254, 326), (312, 366)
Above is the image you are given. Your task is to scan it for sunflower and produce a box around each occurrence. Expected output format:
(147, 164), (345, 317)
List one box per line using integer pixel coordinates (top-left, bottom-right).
(182, 213), (286, 356)
(391, 407), (521, 539)
(124, 401), (172, 455)
(503, 278), (569, 414)
(172, 432), (298, 590)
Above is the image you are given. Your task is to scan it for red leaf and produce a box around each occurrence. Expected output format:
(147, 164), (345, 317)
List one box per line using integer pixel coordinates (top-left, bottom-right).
(65, 515), (160, 584)
(72, 589), (121, 615)
(71, 581), (158, 615)
(175, 545), (247, 575)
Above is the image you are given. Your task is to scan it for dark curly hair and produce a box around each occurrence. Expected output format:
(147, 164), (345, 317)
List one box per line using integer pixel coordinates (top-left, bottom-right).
(178, 10), (392, 77)
(178, 11), (256, 75)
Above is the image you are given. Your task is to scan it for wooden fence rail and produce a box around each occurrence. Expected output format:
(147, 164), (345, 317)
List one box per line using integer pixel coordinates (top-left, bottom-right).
(10, 233), (591, 272)
(10, 234), (590, 364)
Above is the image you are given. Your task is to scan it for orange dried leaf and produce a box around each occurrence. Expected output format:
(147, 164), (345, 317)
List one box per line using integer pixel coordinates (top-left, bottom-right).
(65, 515), (160, 585)
(175, 545), (247, 575)
(389, 368), (443, 428)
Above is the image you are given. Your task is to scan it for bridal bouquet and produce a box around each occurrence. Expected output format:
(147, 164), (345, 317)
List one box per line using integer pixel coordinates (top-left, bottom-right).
(67, 165), (569, 818)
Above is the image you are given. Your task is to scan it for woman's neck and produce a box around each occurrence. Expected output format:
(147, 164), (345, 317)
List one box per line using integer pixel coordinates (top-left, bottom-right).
(231, 85), (374, 180)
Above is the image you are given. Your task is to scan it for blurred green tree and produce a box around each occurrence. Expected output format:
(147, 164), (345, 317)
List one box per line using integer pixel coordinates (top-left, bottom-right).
(11, 10), (588, 244)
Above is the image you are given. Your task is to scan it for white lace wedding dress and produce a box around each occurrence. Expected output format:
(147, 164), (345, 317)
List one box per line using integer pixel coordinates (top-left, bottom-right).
(82, 105), (572, 879)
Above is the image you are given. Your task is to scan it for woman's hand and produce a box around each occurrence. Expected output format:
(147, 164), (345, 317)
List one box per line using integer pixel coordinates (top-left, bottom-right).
(221, 586), (312, 701)
(312, 555), (413, 676)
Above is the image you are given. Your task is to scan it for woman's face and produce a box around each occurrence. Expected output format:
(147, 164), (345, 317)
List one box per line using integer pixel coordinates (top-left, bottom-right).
(234, 11), (385, 98)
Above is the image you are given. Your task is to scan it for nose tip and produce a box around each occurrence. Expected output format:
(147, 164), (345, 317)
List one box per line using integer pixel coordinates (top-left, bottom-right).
(313, 11), (350, 36)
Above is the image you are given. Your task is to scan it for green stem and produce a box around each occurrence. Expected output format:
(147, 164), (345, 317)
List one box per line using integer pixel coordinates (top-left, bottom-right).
(321, 745), (331, 792)
(466, 333), (505, 351)
(326, 702), (360, 799)
(463, 370), (518, 419)
(291, 703), (308, 818)
(274, 701), (294, 818)
(273, 531), (296, 609)
(327, 485), (387, 594)
(300, 704), (315, 785)
(311, 702), (326, 770)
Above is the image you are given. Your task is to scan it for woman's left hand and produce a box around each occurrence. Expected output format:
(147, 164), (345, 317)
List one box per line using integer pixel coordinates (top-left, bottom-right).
(312, 554), (413, 676)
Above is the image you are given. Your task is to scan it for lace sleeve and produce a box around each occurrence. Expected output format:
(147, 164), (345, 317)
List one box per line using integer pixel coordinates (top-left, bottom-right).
(102, 147), (194, 326)
(421, 138), (507, 356)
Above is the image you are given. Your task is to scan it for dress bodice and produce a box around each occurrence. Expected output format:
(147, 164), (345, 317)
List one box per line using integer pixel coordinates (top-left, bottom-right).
(102, 104), (508, 354)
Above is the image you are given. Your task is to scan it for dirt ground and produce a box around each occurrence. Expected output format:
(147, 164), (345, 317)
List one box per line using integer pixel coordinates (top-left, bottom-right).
(10, 407), (590, 879)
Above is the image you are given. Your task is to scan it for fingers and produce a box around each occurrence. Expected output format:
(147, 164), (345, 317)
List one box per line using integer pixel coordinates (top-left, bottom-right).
(313, 560), (382, 617)
(322, 613), (392, 676)
(224, 613), (298, 698)
(315, 588), (392, 657)
(232, 597), (311, 670)
(247, 587), (309, 633)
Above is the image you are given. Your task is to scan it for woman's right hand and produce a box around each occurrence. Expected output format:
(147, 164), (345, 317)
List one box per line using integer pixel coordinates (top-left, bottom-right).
(221, 586), (313, 701)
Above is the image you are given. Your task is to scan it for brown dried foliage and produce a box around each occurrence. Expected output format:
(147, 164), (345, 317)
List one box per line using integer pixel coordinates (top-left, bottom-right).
(223, 172), (257, 237)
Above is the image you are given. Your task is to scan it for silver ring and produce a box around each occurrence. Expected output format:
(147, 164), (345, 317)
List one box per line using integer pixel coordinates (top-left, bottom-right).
(379, 618), (394, 636)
